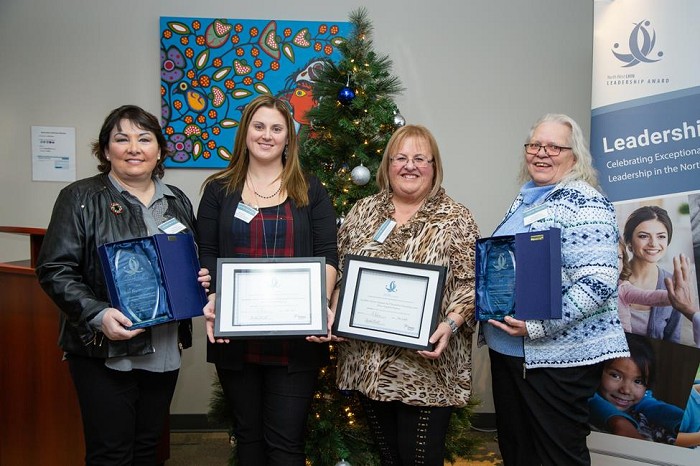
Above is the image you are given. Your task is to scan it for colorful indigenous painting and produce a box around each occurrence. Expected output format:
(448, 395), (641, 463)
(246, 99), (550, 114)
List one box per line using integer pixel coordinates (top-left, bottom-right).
(160, 17), (351, 168)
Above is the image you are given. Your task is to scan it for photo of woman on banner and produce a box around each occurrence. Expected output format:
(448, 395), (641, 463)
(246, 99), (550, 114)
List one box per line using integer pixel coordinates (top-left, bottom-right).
(618, 237), (700, 347)
(588, 333), (700, 448)
(617, 198), (700, 347)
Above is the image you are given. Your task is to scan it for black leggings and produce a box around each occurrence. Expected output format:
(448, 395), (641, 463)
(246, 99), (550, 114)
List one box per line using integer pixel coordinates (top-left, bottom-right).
(358, 393), (453, 466)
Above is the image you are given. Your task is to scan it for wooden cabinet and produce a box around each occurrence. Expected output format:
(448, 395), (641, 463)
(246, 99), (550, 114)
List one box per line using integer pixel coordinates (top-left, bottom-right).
(0, 226), (170, 465)
(0, 226), (85, 465)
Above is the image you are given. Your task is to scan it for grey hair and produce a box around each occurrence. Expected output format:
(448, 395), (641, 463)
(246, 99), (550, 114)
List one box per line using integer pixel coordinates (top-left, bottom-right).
(518, 113), (600, 190)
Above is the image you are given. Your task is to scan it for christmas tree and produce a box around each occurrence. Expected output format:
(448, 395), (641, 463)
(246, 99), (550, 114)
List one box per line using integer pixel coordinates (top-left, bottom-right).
(208, 8), (482, 465)
(299, 7), (404, 217)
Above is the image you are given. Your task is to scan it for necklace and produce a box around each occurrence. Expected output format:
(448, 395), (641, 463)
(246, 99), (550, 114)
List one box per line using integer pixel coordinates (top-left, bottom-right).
(248, 175), (282, 257)
(247, 176), (281, 200)
(259, 202), (281, 258)
(255, 184), (281, 199)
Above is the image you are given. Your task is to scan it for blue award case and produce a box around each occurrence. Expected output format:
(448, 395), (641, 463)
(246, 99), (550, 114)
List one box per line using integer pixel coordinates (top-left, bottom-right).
(476, 228), (562, 321)
(98, 234), (207, 328)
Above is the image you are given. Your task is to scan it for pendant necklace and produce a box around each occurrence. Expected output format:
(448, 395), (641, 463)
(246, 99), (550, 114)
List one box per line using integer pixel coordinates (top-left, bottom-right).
(248, 176), (280, 258)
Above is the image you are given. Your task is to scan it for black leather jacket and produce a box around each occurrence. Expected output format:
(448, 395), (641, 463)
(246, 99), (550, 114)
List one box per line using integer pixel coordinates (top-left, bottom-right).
(36, 174), (196, 358)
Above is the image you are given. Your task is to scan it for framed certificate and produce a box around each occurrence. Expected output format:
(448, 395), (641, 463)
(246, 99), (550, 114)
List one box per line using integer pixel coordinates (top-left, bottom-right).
(214, 257), (327, 338)
(333, 255), (446, 350)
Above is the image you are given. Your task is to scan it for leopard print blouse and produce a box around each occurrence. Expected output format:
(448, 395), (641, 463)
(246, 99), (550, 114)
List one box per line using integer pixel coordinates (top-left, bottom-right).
(336, 188), (480, 407)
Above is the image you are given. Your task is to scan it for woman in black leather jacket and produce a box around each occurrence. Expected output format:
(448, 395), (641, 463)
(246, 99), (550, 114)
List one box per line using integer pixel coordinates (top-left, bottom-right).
(36, 105), (208, 466)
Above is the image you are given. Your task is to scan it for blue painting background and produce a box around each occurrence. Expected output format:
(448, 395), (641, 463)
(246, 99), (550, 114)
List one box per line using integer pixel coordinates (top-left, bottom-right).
(160, 17), (351, 168)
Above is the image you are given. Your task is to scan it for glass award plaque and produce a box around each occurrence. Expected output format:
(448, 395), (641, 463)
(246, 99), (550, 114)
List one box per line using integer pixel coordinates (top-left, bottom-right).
(476, 236), (516, 321)
(99, 234), (207, 329)
(107, 240), (169, 328)
(476, 229), (562, 321)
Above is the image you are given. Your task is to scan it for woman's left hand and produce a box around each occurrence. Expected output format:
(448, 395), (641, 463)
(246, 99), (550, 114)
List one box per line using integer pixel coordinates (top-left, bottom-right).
(417, 323), (452, 360)
(488, 315), (529, 337)
(198, 268), (211, 292)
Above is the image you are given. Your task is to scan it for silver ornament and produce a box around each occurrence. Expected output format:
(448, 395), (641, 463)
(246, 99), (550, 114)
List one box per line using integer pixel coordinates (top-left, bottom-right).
(394, 113), (406, 127)
(335, 460), (352, 466)
(350, 164), (371, 186)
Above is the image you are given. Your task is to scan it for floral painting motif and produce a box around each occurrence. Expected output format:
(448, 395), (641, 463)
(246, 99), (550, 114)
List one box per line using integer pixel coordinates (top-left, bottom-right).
(160, 17), (350, 168)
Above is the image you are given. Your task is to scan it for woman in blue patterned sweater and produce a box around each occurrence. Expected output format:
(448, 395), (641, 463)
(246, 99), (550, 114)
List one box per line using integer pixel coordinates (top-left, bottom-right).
(484, 114), (629, 466)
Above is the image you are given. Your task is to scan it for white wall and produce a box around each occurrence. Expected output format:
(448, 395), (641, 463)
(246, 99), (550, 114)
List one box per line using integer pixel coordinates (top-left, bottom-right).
(0, 0), (594, 416)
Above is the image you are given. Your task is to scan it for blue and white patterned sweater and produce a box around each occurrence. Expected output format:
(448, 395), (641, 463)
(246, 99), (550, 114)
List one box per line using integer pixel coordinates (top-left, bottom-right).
(499, 179), (630, 369)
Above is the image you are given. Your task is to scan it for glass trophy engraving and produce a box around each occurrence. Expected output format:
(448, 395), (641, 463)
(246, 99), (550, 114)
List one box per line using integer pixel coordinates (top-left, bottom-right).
(477, 239), (516, 320)
(112, 241), (167, 326)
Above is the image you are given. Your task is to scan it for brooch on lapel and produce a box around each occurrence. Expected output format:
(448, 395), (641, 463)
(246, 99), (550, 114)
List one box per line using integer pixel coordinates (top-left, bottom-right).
(110, 202), (124, 215)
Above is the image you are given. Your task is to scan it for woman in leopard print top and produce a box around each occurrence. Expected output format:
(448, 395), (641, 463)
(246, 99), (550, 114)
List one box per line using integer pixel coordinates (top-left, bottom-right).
(333, 125), (480, 465)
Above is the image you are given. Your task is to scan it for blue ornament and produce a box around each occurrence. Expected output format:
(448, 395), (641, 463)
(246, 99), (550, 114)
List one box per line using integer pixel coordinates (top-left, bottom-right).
(338, 86), (356, 105)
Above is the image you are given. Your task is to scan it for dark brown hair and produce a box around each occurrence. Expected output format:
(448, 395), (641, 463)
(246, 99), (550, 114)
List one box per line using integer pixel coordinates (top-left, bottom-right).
(623, 205), (673, 246)
(91, 105), (168, 178)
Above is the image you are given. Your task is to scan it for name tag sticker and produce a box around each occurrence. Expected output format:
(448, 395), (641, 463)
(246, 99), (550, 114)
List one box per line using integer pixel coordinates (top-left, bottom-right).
(234, 202), (258, 223)
(158, 218), (187, 234)
(523, 205), (549, 226)
(373, 219), (396, 243)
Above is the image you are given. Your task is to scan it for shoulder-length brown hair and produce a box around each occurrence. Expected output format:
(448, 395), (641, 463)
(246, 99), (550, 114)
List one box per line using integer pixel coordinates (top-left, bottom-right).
(92, 105), (169, 178)
(376, 124), (444, 199)
(202, 95), (308, 206)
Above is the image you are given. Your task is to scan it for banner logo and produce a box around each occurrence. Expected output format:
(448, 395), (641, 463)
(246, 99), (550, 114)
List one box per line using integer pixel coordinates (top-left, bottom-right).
(612, 20), (663, 67)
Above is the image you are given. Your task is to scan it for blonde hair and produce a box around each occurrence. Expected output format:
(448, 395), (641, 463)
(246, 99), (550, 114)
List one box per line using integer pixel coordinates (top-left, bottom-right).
(376, 125), (443, 198)
(202, 95), (308, 206)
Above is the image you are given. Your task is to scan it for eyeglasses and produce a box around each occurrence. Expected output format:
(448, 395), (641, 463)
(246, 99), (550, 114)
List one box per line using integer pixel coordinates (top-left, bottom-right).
(524, 143), (572, 156)
(390, 155), (434, 168)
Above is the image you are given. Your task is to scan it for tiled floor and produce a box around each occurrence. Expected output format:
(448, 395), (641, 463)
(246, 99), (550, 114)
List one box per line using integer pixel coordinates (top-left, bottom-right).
(166, 430), (503, 465)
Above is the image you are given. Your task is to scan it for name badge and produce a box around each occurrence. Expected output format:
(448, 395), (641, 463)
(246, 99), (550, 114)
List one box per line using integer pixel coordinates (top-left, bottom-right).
(373, 219), (396, 243)
(523, 204), (549, 226)
(158, 217), (187, 234)
(234, 202), (258, 223)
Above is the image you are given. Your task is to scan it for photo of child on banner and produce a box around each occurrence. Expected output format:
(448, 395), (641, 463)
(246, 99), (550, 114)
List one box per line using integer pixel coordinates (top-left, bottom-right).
(588, 333), (700, 447)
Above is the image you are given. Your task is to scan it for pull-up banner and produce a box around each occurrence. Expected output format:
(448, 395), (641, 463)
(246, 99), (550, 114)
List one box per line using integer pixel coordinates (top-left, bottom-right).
(591, 1), (700, 463)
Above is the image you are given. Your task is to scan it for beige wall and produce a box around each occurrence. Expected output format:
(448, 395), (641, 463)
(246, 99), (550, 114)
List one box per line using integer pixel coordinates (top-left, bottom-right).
(0, 0), (594, 416)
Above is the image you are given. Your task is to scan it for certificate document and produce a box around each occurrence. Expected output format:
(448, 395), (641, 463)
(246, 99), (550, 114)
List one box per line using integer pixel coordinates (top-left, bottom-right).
(351, 269), (428, 338)
(232, 269), (311, 326)
(334, 255), (446, 350)
(214, 258), (327, 337)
